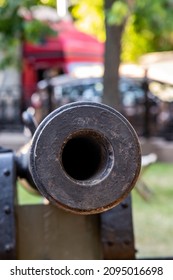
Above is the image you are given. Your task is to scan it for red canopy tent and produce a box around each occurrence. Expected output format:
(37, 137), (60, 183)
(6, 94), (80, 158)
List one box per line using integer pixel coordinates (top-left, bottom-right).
(23, 20), (104, 103)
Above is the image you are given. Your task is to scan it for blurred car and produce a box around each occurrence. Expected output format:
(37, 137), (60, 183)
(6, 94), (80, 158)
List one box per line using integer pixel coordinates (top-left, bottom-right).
(32, 74), (160, 137)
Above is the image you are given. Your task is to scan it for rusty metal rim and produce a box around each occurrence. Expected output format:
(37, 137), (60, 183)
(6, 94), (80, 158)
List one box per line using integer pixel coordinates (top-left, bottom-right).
(59, 128), (115, 186)
(29, 102), (141, 214)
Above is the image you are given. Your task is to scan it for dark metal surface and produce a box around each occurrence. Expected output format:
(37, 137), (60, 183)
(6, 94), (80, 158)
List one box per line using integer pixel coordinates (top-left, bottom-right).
(30, 102), (141, 214)
(0, 149), (16, 259)
(22, 110), (37, 136)
(101, 195), (135, 259)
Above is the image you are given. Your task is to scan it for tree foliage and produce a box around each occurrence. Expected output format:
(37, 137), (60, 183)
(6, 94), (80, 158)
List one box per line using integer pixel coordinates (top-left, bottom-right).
(106, 0), (128, 26)
(122, 0), (173, 61)
(0, 0), (56, 68)
(70, 0), (105, 41)
(70, 0), (173, 62)
(1, 0), (173, 66)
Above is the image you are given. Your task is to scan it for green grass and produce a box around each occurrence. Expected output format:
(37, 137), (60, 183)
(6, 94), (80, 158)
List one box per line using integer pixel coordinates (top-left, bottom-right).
(17, 162), (173, 258)
(132, 162), (173, 258)
(17, 181), (43, 205)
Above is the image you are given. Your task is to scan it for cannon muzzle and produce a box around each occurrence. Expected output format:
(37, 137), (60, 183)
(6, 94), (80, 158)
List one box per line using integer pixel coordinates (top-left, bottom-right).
(29, 102), (141, 214)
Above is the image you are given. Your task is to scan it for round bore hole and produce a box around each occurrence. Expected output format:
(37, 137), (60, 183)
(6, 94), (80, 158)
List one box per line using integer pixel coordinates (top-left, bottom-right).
(61, 130), (113, 182)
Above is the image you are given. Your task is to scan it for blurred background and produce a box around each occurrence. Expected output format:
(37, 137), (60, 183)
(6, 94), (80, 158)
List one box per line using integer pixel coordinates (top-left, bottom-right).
(1, 0), (173, 259)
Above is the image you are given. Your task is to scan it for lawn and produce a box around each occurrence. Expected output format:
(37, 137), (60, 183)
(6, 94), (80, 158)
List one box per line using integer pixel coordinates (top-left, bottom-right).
(17, 181), (43, 205)
(132, 162), (173, 259)
(17, 162), (173, 259)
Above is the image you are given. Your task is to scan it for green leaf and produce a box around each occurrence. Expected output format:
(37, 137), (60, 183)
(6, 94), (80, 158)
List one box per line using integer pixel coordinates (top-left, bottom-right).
(24, 20), (57, 43)
(107, 1), (128, 26)
(0, 1), (57, 68)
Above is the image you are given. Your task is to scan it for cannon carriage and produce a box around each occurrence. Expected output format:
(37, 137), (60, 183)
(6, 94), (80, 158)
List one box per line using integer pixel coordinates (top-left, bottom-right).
(0, 102), (141, 260)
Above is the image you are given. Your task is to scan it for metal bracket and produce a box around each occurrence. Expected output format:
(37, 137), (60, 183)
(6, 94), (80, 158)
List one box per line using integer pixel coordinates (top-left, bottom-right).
(0, 149), (16, 259)
(101, 195), (135, 259)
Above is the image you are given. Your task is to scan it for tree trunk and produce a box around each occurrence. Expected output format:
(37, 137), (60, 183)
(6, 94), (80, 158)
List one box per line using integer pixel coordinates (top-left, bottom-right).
(102, 0), (125, 110)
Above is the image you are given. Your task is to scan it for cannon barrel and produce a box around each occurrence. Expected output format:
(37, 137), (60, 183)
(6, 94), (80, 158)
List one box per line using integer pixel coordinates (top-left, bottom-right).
(29, 102), (141, 214)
